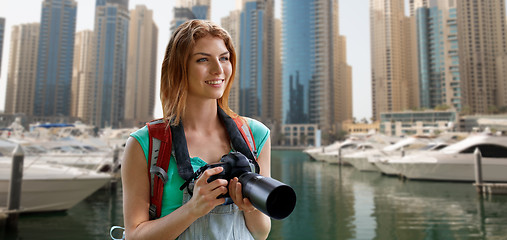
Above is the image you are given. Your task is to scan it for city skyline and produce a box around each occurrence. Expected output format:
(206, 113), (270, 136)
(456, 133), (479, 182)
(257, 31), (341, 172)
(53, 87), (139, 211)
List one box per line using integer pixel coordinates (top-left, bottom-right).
(0, 0), (377, 122)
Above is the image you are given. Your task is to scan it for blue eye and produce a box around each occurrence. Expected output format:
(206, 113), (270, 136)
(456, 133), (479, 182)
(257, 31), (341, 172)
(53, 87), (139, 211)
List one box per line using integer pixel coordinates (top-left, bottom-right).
(197, 58), (207, 62)
(220, 56), (229, 61)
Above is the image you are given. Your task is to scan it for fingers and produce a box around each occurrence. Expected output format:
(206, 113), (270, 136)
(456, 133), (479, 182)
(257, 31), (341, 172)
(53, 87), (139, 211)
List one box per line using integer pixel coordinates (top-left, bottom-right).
(197, 167), (224, 185)
(229, 177), (256, 213)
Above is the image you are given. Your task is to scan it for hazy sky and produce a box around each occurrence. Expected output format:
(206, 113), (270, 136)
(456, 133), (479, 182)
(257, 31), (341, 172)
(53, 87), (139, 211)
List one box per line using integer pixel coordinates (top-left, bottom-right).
(0, 0), (372, 121)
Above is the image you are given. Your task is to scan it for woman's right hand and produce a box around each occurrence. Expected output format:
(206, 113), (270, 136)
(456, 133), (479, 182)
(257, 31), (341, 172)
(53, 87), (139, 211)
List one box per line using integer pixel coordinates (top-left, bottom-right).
(186, 167), (229, 218)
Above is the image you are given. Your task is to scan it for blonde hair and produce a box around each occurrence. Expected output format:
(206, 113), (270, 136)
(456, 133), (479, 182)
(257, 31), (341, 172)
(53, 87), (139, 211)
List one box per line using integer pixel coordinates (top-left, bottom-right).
(160, 19), (237, 125)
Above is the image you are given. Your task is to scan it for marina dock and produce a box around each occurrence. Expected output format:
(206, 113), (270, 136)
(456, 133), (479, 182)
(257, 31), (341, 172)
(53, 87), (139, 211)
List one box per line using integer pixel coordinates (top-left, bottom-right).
(474, 183), (507, 195)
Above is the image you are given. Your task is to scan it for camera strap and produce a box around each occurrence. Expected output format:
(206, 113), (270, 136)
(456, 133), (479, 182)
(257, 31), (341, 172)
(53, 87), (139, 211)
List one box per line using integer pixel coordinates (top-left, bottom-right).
(146, 106), (259, 219)
(179, 165), (209, 191)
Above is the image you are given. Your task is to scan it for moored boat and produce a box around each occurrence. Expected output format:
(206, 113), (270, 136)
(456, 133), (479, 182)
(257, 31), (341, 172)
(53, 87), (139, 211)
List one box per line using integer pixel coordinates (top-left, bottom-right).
(0, 159), (111, 212)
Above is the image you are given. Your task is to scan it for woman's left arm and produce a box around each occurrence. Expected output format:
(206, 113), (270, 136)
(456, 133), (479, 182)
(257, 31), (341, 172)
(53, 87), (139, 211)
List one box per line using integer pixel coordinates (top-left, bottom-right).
(229, 137), (272, 240)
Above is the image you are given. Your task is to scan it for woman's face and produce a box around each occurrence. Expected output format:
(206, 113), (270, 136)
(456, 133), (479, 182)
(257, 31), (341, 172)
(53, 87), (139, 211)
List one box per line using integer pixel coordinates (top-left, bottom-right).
(187, 35), (232, 101)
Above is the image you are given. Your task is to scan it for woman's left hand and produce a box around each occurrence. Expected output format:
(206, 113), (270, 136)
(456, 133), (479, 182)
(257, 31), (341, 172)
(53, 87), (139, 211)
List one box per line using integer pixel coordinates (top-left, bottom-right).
(228, 177), (257, 213)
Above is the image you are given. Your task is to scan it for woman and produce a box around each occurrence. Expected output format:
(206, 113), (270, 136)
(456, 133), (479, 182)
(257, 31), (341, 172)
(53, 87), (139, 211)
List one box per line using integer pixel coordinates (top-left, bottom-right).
(122, 20), (272, 239)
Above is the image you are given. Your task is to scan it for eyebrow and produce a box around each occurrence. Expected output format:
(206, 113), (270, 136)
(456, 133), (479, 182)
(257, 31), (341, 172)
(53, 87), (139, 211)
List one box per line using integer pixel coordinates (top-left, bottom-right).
(193, 51), (230, 57)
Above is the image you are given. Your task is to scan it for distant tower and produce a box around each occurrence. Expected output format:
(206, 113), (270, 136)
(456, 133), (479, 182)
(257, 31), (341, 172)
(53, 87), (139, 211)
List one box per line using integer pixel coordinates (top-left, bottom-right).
(282, 0), (352, 130)
(411, 0), (461, 111)
(88, 0), (130, 128)
(457, 0), (507, 114)
(221, 9), (242, 113)
(33, 0), (77, 117)
(124, 5), (158, 127)
(238, 0), (275, 121)
(71, 30), (93, 119)
(5, 24), (40, 115)
(170, 0), (211, 33)
(0, 18), (5, 75)
(370, 0), (413, 120)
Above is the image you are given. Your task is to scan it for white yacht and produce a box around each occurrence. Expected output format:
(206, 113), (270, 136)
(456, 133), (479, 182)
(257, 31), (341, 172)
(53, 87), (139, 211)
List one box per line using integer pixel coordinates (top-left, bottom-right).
(317, 142), (374, 164)
(374, 142), (449, 176)
(392, 134), (507, 182)
(303, 141), (342, 161)
(0, 158), (112, 213)
(345, 136), (431, 172)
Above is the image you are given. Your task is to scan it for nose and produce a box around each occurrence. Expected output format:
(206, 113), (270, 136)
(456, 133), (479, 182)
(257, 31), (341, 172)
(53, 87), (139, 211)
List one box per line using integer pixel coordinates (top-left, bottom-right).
(210, 58), (224, 75)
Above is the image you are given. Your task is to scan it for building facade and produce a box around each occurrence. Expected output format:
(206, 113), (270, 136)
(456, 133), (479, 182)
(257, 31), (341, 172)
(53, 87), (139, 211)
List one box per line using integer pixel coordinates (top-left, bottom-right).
(170, 0), (211, 33)
(4, 24), (40, 115)
(282, 0), (352, 138)
(221, 10), (242, 113)
(238, 0), (275, 120)
(88, 0), (129, 128)
(280, 123), (319, 146)
(0, 18), (5, 75)
(412, 0), (462, 111)
(457, 0), (507, 114)
(380, 110), (457, 136)
(124, 5), (158, 127)
(33, 0), (77, 117)
(71, 30), (93, 120)
(370, 0), (415, 120)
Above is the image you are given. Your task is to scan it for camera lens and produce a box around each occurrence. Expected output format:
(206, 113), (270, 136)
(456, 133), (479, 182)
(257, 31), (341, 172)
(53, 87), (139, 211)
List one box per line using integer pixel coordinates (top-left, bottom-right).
(239, 173), (296, 220)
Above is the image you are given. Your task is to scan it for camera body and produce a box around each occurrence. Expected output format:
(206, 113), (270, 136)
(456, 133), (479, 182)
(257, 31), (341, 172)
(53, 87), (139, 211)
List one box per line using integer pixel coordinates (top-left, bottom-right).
(206, 152), (257, 192)
(203, 152), (296, 220)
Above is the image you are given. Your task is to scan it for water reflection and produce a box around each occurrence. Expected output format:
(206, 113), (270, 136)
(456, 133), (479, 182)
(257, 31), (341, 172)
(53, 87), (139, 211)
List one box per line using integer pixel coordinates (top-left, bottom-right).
(269, 150), (507, 240)
(1, 150), (507, 240)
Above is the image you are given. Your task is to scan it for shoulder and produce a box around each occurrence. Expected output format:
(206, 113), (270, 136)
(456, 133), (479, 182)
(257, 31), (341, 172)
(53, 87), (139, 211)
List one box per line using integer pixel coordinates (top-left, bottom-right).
(244, 117), (270, 137)
(129, 125), (149, 160)
(241, 117), (270, 153)
(130, 125), (149, 141)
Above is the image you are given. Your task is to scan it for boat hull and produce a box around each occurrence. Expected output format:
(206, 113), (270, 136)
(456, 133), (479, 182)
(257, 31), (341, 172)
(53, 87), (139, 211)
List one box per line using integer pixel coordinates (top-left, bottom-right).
(0, 177), (110, 212)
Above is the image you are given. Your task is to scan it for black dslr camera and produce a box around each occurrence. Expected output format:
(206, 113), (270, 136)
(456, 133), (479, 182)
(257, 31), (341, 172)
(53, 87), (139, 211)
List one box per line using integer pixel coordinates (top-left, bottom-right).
(183, 152), (296, 220)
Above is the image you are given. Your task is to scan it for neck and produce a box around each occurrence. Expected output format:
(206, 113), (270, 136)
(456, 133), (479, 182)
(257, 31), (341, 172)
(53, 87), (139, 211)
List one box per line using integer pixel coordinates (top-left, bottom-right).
(182, 99), (220, 131)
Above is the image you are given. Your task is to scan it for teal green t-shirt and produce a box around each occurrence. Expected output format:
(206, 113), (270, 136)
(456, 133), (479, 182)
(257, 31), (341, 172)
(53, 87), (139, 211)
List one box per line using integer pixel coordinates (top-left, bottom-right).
(130, 118), (270, 217)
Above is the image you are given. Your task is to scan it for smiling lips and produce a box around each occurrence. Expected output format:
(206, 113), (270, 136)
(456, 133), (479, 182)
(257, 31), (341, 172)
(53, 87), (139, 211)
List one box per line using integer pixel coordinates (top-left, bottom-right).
(205, 79), (224, 85)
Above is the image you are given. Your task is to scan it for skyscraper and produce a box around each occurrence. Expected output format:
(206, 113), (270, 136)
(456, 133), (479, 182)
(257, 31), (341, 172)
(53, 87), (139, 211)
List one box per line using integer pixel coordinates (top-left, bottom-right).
(33, 0), (77, 117)
(282, 0), (351, 130)
(5, 24), (40, 115)
(370, 0), (413, 120)
(88, 0), (129, 128)
(457, 0), (507, 114)
(71, 30), (93, 119)
(238, 0), (275, 120)
(170, 0), (211, 33)
(0, 18), (5, 75)
(221, 9), (242, 113)
(411, 0), (461, 111)
(124, 5), (158, 127)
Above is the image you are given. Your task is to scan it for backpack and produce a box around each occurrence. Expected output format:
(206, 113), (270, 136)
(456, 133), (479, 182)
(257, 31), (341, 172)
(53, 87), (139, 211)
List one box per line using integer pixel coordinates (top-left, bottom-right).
(146, 107), (258, 220)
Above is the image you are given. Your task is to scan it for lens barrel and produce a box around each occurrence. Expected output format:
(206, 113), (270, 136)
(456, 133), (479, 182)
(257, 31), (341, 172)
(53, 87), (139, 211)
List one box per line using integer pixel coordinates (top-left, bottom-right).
(239, 173), (296, 220)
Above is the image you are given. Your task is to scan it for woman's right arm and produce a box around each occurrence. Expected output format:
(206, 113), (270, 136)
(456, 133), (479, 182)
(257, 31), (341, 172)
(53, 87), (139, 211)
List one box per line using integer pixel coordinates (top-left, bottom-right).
(122, 137), (229, 240)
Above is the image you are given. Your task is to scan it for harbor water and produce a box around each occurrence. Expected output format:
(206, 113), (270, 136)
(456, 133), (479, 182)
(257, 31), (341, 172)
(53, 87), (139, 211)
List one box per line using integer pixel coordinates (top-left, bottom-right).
(2, 150), (507, 239)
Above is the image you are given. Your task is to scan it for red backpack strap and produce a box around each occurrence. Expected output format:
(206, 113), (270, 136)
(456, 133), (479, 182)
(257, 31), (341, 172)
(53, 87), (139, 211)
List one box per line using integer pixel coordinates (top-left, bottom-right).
(146, 119), (172, 220)
(232, 116), (258, 160)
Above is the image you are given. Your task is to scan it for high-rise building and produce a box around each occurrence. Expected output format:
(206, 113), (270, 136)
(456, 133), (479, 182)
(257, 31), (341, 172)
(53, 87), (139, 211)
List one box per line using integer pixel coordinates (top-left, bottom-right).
(457, 0), (507, 114)
(33, 0), (77, 117)
(88, 0), (129, 128)
(124, 5), (158, 127)
(4, 24), (40, 115)
(170, 0), (211, 33)
(273, 18), (282, 123)
(71, 30), (93, 119)
(411, 0), (461, 111)
(221, 9), (242, 113)
(0, 18), (5, 75)
(282, 0), (352, 131)
(238, 0), (275, 121)
(370, 0), (414, 121)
